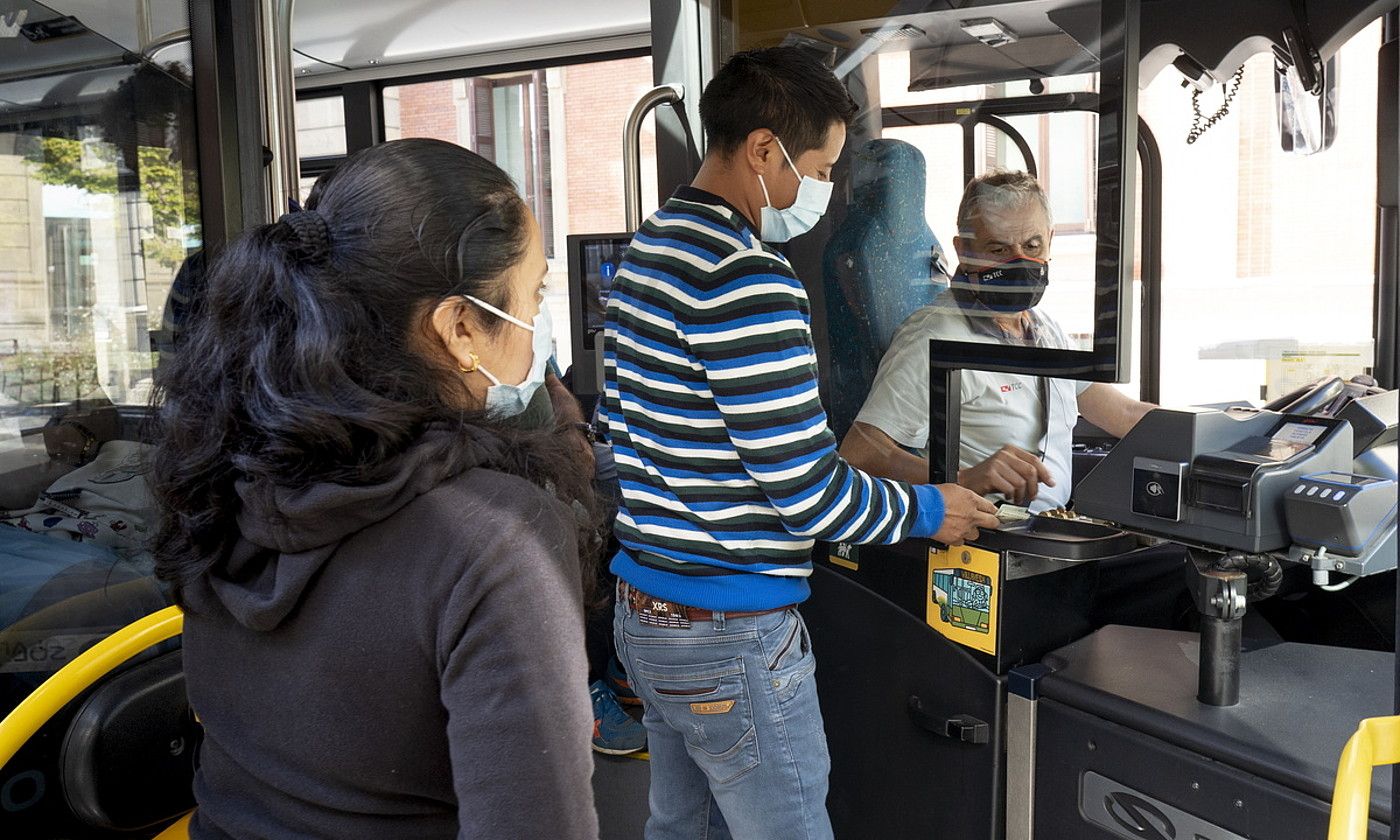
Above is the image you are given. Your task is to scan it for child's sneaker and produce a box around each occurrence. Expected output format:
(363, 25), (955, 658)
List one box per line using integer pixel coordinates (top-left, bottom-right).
(590, 680), (646, 755)
(605, 656), (642, 707)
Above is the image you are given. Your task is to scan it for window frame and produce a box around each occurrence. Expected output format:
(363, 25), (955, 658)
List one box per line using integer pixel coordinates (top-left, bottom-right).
(295, 47), (647, 242)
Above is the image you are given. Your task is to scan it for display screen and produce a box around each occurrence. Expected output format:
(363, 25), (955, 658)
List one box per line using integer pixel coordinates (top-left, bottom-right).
(578, 237), (630, 342)
(1309, 471), (1386, 486)
(565, 233), (632, 397)
(1271, 421), (1329, 446)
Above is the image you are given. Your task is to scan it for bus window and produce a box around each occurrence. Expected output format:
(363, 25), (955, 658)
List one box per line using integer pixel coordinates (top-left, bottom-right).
(296, 94), (346, 203)
(0, 16), (201, 512)
(1142, 20), (1381, 406)
(0, 2), (194, 693)
(881, 112), (1101, 356)
(873, 61), (1106, 352)
(295, 94), (348, 159)
(382, 55), (658, 374)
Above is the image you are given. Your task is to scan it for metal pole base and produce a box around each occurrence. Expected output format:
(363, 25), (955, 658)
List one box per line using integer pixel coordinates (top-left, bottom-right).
(1198, 615), (1242, 706)
(1187, 550), (1249, 707)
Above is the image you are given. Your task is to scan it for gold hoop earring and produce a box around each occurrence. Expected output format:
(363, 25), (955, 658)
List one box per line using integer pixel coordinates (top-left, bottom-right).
(458, 352), (479, 374)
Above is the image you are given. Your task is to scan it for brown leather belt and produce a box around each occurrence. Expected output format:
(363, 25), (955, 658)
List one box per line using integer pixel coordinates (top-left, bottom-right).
(621, 581), (792, 623)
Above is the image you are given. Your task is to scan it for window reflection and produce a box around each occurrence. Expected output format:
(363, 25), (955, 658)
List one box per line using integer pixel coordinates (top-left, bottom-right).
(0, 3), (196, 692)
(0, 63), (200, 415)
(725, 0), (1129, 506)
(775, 9), (1118, 435)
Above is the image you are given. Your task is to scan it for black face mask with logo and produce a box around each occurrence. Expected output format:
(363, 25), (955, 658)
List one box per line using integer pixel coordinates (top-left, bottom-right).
(956, 257), (1050, 312)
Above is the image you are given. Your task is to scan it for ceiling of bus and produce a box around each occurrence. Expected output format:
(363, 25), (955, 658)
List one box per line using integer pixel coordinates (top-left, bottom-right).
(41, 0), (189, 55)
(0, 1), (189, 111)
(734, 0), (1109, 89)
(290, 0), (650, 77)
(737, 0), (1394, 89)
(1, 1), (189, 81)
(2, 0), (1388, 100)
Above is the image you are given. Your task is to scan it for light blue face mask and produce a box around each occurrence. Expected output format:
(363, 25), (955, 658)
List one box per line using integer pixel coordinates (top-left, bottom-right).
(464, 295), (553, 419)
(757, 136), (834, 243)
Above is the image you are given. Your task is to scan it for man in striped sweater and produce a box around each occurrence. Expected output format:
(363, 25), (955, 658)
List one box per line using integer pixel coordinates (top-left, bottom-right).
(603, 47), (999, 839)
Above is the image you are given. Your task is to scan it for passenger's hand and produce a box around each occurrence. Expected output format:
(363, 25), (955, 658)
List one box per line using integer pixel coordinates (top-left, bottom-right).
(957, 445), (1053, 506)
(931, 483), (1000, 546)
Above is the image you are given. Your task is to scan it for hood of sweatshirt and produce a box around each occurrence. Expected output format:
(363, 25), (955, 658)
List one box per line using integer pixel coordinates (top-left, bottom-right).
(184, 427), (504, 631)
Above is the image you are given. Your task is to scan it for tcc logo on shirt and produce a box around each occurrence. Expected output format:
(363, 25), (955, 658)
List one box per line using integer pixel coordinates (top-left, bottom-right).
(999, 383), (1025, 394)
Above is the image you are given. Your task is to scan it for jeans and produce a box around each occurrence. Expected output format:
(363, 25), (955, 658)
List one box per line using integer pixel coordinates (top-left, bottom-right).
(614, 591), (834, 840)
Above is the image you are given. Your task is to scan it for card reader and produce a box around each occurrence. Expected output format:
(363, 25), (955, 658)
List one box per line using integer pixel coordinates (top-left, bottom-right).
(1284, 471), (1398, 556)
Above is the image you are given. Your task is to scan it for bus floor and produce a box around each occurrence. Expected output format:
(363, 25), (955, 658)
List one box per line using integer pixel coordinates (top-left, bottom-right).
(594, 753), (650, 838)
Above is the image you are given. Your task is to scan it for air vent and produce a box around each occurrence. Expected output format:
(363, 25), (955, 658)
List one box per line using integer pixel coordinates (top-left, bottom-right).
(960, 18), (1019, 48)
(21, 15), (88, 42)
(859, 23), (926, 44)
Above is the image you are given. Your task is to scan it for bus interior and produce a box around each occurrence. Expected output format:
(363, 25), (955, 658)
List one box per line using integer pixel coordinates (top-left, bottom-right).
(0, 0), (1396, 838)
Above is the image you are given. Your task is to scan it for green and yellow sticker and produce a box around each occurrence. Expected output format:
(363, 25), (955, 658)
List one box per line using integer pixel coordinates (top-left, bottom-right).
(927, 545), (1000, 655)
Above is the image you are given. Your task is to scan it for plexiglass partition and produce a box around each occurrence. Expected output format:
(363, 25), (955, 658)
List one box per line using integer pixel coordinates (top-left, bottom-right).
(720, 0), (1138, 486)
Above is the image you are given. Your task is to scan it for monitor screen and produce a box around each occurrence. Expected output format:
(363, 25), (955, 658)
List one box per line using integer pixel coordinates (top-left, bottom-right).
(566, 233), (632, 397)
(1309, 471), (1388, 487)
(1271, 421), (1329, 446)
(578, 237), (629, 340)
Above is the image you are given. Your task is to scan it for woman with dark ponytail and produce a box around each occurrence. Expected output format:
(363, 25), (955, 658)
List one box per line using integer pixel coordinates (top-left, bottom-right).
(151, 139), (600, 839)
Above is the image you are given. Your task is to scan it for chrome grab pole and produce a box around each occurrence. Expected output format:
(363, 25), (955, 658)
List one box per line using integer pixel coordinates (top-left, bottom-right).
(260, 0), (299, 219)
(623, 83), (684, 232)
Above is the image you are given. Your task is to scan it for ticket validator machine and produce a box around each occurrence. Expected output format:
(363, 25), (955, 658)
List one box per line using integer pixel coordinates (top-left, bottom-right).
(1005, 386), (1398, 840)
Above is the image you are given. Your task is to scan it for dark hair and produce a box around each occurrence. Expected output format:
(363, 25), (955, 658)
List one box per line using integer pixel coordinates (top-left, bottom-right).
(699, 46), (859, 159)
(150, 138), (600, 604)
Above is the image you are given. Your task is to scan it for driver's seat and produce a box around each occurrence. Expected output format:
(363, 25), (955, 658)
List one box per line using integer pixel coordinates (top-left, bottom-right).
(820, 138), (949, 441)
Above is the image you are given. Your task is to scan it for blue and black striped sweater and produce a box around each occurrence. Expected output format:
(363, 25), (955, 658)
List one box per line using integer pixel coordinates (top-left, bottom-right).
(602, 186), (945, 611)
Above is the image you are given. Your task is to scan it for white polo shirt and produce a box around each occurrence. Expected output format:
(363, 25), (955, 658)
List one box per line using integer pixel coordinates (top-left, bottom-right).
(854, 299), (1089, 512)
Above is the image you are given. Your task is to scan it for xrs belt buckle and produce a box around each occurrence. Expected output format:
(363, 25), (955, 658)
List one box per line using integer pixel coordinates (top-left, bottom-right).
(637, 596), (692, 629)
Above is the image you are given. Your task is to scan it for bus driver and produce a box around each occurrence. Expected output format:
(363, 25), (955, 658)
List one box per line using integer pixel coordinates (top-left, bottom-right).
(841, 170), (1157, 510)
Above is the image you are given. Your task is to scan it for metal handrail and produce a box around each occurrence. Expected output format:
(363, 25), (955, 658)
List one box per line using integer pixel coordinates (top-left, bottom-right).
(623, 83), (684, 232)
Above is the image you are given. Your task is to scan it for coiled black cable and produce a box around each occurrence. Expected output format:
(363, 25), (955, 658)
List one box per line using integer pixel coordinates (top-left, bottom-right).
(1187, 64), (1247, 145)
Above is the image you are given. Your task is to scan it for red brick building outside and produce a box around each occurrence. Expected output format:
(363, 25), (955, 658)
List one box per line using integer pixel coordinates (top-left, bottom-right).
(382, 55), (656, 369)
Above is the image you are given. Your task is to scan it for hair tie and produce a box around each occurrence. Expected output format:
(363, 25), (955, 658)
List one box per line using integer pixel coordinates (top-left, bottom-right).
(278, 210), (332, 265)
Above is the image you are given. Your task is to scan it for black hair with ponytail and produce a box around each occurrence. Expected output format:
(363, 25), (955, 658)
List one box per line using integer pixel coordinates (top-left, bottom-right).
(150, 138), (599, 604)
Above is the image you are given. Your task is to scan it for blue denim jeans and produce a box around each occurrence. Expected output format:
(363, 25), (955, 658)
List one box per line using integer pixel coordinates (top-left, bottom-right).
(614, 590), (834, 840)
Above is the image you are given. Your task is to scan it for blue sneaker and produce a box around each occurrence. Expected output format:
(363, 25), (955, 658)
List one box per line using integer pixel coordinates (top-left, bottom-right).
(606, 656), (641, 706)
(590, 680), (646, 755)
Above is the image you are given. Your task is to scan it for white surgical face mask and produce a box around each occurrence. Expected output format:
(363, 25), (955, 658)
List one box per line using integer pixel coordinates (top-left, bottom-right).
(463, 294), (552, 419)
(757, 136), (834, 243)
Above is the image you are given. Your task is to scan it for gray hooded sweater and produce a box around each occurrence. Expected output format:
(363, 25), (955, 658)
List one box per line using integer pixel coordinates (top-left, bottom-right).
(181, 429), (599, 839)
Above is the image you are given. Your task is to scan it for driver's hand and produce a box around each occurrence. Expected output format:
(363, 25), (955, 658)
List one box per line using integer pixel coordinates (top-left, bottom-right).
(932, 483), (1000, 546)
(958, 445), (1054, 506)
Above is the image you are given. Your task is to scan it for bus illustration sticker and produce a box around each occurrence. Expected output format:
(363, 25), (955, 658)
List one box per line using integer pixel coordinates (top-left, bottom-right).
(931, 568), (992, 633)
(927, 546), (1000, 655)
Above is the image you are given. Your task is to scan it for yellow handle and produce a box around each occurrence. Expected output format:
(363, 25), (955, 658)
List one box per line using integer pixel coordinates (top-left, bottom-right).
(0, 604), (184, 770)
(1329, 715), (1400, 839)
